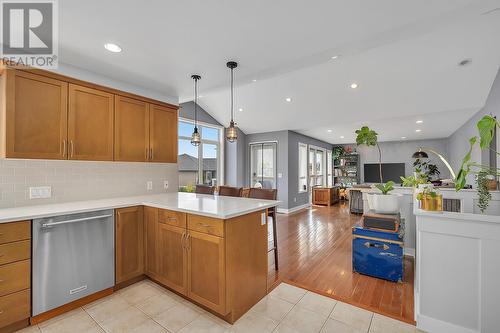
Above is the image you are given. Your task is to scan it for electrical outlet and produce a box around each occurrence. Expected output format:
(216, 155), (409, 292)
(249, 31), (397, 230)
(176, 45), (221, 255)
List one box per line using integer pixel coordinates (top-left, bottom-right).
(29, 186), (52, 199)
(146, 181), (153, 191)
(163, 181), (169, 190)
(294, 197), (297, 202)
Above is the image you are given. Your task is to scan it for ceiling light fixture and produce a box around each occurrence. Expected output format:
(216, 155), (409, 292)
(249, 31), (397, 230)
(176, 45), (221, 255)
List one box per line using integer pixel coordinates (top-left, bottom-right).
(226, 61), (238, 143)
(285, 97), (292, 102)
(331, 55), (339, 60)
(190, 74), (201, 146)
(238, 108), (243, 112)
(459, 59), (472, 66)
(401, 136), (407, 139)
(104, 43), (122, 53)
(327, 129), (332, 133)
(350, 83), (358, 89)
(416, 120), (423, 124)
(252, 79), (257, 82)
(416, 129), (422, 132)
(340, 136), (345, 139)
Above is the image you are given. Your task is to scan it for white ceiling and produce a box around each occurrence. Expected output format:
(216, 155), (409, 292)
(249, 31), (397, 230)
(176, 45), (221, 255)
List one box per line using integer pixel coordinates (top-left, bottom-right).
(58, 0), (500, 143)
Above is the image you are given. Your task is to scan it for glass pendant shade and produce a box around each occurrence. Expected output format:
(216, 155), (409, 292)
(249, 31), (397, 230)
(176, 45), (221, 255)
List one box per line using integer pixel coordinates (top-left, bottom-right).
(191, 127), (201, 146)
(226, 121), (238, 142)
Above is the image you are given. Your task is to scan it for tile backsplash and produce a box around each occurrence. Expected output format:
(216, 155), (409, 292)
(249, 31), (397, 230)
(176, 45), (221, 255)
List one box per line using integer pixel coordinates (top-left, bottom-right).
(0, 159), (179, 208)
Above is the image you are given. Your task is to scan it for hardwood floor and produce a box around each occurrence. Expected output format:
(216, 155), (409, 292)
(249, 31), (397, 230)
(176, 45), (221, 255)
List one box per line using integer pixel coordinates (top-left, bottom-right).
(267, 202), (415, 324)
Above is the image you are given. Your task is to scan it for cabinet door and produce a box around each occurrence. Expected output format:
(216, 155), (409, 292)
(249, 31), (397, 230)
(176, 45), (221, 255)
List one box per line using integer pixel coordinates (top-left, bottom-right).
(149, 104), (177, 163)
(115, 206), (144, 284)
(144, 206), (159, 278)
(68, 84), (114, 160)
(5, 70), (68, 159)
(187, 230), (226, 314)
(157, 223), (187, 295)
(114, 96), (150, 161)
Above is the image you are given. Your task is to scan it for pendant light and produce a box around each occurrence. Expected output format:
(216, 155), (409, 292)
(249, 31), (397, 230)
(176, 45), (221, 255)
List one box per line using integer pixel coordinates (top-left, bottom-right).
(190, 74), (201, 146)
(226, 61), (238, 142)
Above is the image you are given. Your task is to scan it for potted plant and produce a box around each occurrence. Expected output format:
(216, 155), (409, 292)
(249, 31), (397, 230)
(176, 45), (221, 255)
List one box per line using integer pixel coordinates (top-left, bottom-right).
(355, 126), (402, 213)
(416, 187), (443, 211)
(455, 115), (499, 213)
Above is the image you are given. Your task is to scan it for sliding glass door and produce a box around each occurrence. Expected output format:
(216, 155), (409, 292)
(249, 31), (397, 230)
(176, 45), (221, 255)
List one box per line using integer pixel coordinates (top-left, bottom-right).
(309, 146), (325, 188)
(249, 142), (277, 189)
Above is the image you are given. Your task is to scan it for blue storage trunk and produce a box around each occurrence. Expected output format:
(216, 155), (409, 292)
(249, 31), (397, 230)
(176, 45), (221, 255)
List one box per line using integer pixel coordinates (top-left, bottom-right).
(352, 224), (404, 282)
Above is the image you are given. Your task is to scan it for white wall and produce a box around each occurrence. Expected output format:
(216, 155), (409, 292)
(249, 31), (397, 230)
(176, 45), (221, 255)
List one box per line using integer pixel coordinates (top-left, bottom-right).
(0, 159), (178, 208)
(355, 138), (451, 183)
(53, 63), (179, 105)
(448, 68), (500, 187)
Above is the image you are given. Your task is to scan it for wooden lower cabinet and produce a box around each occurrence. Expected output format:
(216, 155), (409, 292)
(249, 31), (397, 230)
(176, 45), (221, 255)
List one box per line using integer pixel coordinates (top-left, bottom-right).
(312, 187), (339, 206)
(0, 220), (31, 332)
(144, 206), (159, 277)
(187, 230), (226, 314)
(157, 223), (187, 295)
(115, 206), (144, 284)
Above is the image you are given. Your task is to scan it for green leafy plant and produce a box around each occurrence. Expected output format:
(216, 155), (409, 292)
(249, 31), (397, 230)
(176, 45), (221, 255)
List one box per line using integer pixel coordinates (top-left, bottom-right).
(413, 159), (440, 182)
(416, 187), (438, 201)
(374, 181), (394, 195)
(400, 172), (429, 187)
(355, 126), (382, 183)
(454, 115), (499, 213)
(332, 146), (344, 160)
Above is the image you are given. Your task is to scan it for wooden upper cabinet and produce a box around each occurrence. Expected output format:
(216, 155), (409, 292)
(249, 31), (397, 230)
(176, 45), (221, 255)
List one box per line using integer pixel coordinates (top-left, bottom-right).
(4, 70), (68, 159)
(187, 230), (226, 314)
(149, 104), (178, 163)
(115, 206), (144, 284)
(157, 223), (187, 295)
(115, 96), (150, 162)
(68, 84), (114, 161)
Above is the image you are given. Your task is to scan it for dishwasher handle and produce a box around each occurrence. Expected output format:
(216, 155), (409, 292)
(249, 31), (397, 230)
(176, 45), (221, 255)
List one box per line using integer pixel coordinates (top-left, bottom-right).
(41, 214), (113, 228)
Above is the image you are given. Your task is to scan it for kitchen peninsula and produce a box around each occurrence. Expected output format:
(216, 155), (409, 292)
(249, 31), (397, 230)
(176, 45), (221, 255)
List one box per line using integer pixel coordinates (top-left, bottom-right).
(0, 192), (278, 331)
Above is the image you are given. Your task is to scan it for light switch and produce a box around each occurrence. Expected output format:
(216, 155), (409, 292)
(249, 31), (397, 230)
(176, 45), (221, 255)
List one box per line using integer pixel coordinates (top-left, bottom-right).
(278, 173), (283, 178)
(163, 181), (169, 190)
(29, 186), (52, 199)
(146, 181), (153, 191)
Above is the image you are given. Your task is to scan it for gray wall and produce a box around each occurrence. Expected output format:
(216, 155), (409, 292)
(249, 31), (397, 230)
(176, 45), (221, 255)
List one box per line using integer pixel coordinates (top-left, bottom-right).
(179, 102), (222, 126)
(448, 69), (500, 187)
(288, 131), (333, 209)
(225, 127), (247, 187)
(354, 138), (451, 183)
(246, 131), (289, 209)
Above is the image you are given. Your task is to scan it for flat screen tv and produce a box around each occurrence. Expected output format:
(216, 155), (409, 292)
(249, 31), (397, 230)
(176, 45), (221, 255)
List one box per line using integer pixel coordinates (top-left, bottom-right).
(364, 163), (405, 183)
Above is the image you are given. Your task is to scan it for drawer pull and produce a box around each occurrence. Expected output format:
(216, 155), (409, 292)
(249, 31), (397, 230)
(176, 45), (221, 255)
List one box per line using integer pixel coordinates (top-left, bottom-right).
(363, 242), (389, 251)
(0, 279), (3, 283)
(167, 217), (177, 221)
(198, 223), (212, 228)
(0, 310), (3, 314)
(0, 254), (3, 257)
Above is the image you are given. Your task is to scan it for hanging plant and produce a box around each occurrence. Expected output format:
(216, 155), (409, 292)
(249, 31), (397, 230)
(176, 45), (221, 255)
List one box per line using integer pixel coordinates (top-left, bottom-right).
(476, 170), (492, 213)
(332, 146), (344, 160)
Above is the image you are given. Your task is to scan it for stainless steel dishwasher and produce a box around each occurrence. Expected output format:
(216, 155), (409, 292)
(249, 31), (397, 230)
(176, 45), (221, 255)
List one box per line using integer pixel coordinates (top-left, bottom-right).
(32, 209), (115, 316)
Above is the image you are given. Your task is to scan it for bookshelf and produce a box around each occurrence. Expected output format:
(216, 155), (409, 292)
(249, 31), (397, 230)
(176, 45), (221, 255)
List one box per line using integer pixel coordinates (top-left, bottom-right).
(334, 153), (360, 187)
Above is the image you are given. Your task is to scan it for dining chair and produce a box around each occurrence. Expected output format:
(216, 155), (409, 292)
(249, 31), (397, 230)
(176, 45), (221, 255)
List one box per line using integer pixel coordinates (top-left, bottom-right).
(195, 185), (215, 195)
(218, 186), (242, 197)
(247, 188), (279, 270)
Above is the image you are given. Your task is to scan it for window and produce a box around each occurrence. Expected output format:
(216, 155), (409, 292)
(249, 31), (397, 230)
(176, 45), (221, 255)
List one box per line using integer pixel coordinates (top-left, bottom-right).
(178, 119), (223, 192)
(298, 143), (308, 192)
(327, 151), (333, 186)
(309, 146), (326, 187)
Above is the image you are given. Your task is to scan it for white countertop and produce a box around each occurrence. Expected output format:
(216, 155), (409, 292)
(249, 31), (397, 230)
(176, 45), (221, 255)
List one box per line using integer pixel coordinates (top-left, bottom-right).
(0, 192), (279, 223)
(414, 208), (500, 224)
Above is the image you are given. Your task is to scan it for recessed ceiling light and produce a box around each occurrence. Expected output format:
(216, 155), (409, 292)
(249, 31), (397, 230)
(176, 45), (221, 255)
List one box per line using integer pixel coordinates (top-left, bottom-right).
(285, 97), (292, 102)
(104, 43), (122, 53)
(350, 83), (358, 89)
(238, 108), (243, 112)
(415, 129), (422, 132)
(252, 79), (257, 82)
(401, 136), (407, 139)
(327, 129), (333, 133)
(416, 120), (423, 124)
(331, 55), (339, 60)
(340, 136), (345, 139)
(198, 95), (204, 98)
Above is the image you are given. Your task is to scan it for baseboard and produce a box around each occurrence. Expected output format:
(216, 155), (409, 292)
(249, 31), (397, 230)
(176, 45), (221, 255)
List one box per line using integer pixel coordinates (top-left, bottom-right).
(277, 203), (311, 214)
(417, 313), (478, 333)
(31, 287), (113, 325)
(404, 247), (415, 257)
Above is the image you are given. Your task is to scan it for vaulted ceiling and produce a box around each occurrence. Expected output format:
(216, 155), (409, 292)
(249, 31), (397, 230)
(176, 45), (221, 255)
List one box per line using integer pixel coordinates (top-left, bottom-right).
(59, 0), (500, 142)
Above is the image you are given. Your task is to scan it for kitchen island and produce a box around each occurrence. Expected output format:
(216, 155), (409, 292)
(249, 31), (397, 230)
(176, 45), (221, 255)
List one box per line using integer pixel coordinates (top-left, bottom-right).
(0, 193), (279, 330)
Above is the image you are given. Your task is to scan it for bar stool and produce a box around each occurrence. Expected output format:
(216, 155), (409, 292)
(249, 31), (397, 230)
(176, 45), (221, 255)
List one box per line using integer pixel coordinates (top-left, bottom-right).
(218, 186), (242, 197)
(195, 185), (215, 195)
(247, 188), (279, 270)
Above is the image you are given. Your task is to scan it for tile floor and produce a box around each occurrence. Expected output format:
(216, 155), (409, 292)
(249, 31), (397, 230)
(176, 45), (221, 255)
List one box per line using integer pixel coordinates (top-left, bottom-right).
(16, 280), (425, 333)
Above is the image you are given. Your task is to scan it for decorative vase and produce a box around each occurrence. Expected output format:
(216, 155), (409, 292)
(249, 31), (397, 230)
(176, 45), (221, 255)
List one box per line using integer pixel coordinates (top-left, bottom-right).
(419, 194), (443, 211)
